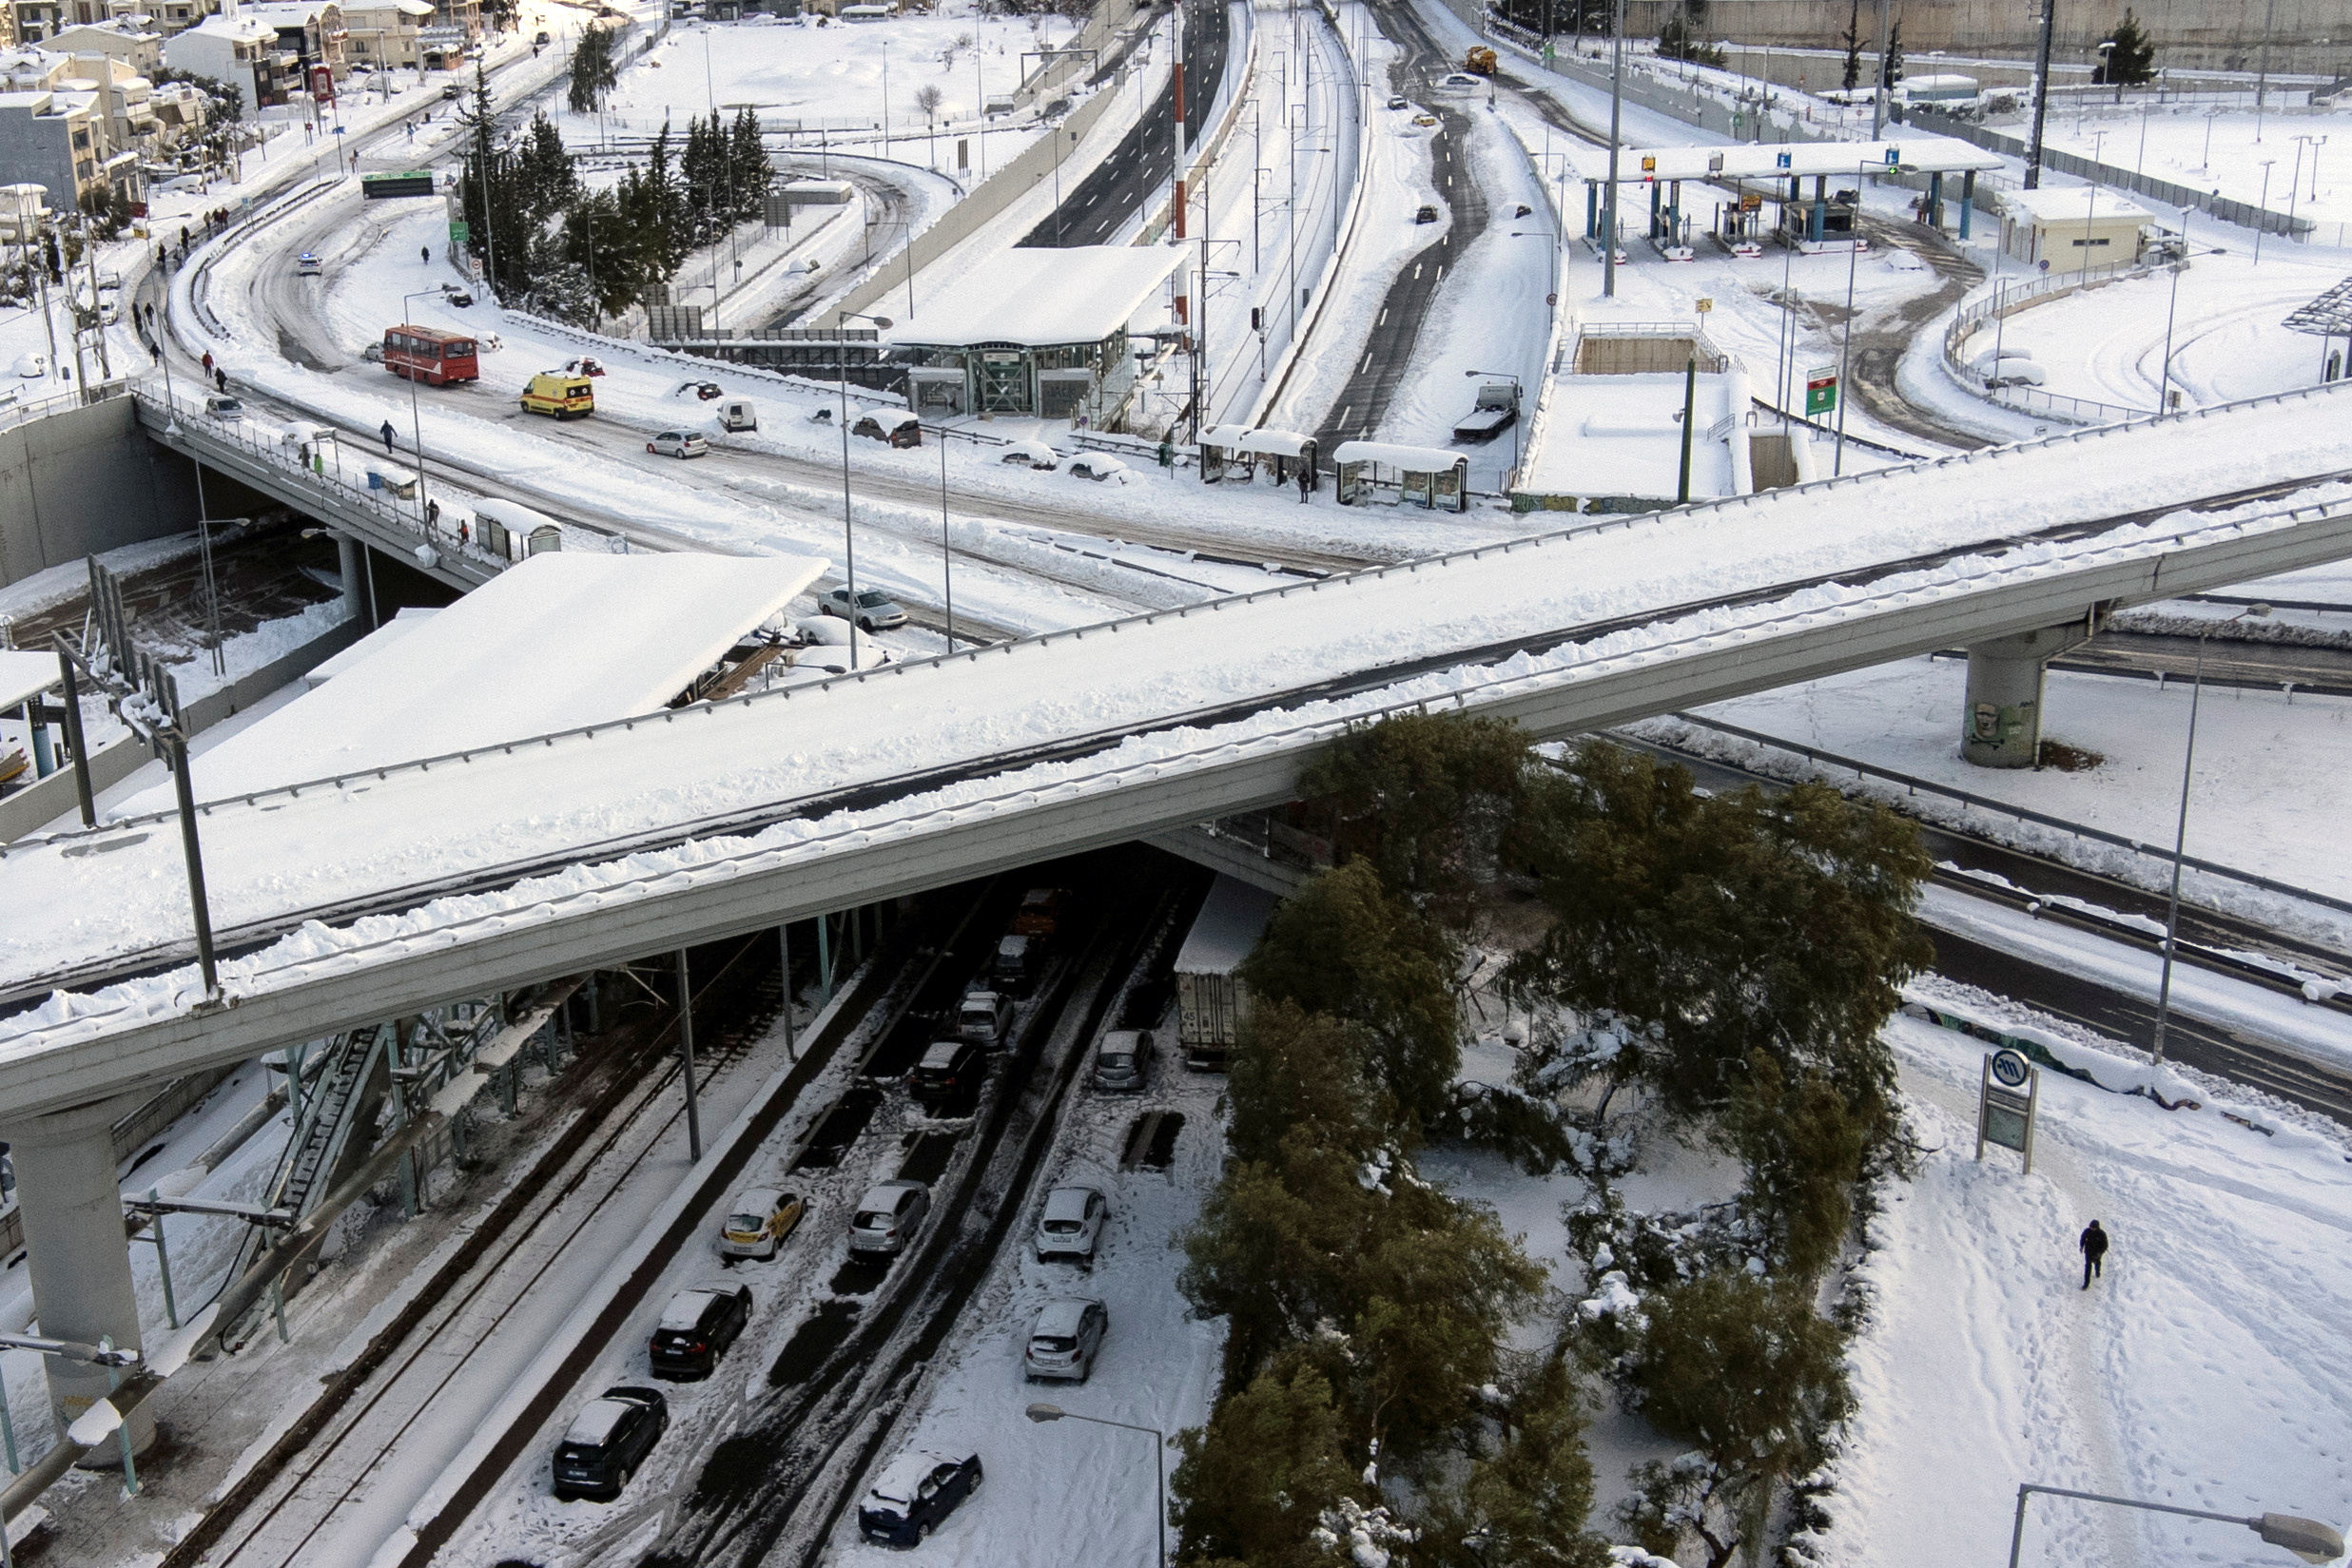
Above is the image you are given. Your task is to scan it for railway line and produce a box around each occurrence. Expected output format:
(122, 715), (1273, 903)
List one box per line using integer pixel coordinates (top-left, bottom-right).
(166, 934), (792, 1568)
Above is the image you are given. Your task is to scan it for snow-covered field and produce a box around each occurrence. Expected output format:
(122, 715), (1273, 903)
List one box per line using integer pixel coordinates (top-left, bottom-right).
(586, 4), (1079, 155)
(2038, 103), (2352, 228)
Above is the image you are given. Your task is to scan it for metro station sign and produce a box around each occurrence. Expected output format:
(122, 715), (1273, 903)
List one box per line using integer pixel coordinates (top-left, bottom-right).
(1805, 366), (1837, 415)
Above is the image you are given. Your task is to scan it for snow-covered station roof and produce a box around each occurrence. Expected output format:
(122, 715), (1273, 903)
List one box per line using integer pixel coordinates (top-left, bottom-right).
(146, 551), (824, 808)
(1565, 136), (2003, 184)
(885, 245), (1186, 348)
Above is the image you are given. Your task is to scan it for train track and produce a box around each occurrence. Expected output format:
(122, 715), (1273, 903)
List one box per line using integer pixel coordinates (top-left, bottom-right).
(169, 935), (786, 1568)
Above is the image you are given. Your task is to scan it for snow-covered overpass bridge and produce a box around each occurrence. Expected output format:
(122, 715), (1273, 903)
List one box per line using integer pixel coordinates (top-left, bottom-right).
(9, 384), (2352, 1123)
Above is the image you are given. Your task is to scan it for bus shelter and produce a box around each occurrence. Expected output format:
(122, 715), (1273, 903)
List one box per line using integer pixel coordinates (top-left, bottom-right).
(1199, 425), (1318, 489)
(1332, 440), (1468, 512)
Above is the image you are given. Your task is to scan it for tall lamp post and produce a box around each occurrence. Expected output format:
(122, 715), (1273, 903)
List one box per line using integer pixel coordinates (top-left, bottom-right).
(2006, 1481), (2343, 1568)
(1027, 1403), (1166, 1568)
(1835, 159), (1913, 475)
(398, 287), (440, 526)
(831, 308), (894, 668)
(2149, 601), (2270, 1062)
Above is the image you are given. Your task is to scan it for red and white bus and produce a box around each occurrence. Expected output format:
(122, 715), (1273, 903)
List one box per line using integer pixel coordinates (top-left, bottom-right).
(382, 325), (479, 386)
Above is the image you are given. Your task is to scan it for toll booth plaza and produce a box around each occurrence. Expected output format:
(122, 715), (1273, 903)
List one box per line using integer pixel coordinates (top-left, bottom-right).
(137, 552), (826, 810)
(884, 245), (1188, 420)
(1564, 137), (2005, 256)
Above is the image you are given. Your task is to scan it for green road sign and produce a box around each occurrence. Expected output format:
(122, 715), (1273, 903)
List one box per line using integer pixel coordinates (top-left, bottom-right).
(448, 220), (469, 245)
(1805, 366), (1837, 416)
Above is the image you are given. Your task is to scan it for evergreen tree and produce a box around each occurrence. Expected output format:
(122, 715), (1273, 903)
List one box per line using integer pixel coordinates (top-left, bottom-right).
(514, 111), (578, 224)
(567, 25), (618, 115)
(729, 106), (770, 222)
(1170, 1357), (1361, 1568)
(1879, 17), (1904, 88)
(1617, 1273), (1853, 1568)
(1242, 861), (1461, 1130)
(1301, 711), (1529, 943)
(2104, 9), (2156, 86)
(1506, 742), (1931, 1161)
(1658, 11), (1724, 67)
(1421, 1356), (1611, 1568)
(1839, 0), (1861, 90)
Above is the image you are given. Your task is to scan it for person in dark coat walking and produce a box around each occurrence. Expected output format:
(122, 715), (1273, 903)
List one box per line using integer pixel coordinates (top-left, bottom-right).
(2079, 1220), (2109, 1288)
(380, 419), (397, 454)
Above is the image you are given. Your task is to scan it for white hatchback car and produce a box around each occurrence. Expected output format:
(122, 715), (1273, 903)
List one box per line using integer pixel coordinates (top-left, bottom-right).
(1033, 1185), (1107, 1265)
(649, 430), (709, 458)
(1023, 1296), (1108, 1382)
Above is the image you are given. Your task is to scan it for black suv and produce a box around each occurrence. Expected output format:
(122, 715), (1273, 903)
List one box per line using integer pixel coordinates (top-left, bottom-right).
(910, 1039), (986, 1110)
(859, 1450), (984, 1545)
(552, 1385), (669, 1501)
(648, 1284), (753, 1381)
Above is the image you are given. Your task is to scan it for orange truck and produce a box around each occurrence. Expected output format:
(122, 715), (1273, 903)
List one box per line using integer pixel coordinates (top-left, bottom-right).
(1465, 45), (1498, 73)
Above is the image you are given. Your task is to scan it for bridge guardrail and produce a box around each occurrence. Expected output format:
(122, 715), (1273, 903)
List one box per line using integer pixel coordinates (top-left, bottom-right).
(1940, 259), (2161, 426)
(1653, 710), (2352, 920)
(137, 382), (513, 579)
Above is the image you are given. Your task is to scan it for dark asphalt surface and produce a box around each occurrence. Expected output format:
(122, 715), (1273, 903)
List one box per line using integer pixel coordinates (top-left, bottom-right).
(1019, 0), (1233, 248)
(1307, 0), (1487, 454)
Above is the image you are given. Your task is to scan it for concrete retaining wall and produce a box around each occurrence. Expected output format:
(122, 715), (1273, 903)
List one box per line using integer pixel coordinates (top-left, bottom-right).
(1592, 0), (2349, 75)
(0, 392), (201, 591)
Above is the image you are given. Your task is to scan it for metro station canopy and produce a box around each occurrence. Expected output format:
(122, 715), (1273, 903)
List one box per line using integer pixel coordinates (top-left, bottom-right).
(888, 245), (1188, 418)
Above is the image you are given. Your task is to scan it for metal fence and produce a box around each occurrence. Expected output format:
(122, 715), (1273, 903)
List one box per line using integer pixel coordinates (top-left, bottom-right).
(1911, 106), (2317, 239)
(1940, 258), (2159, 425)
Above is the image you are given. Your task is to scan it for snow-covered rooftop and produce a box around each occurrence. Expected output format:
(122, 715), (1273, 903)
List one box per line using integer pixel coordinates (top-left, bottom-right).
(884, 245), (1186, 348)
(0, 648), (59, 714)
(1521, 371), (1741, 501)
(1999, 184), (2155, 224)
(141, 551), (823, 808)
(1332, 439), (1468, 471)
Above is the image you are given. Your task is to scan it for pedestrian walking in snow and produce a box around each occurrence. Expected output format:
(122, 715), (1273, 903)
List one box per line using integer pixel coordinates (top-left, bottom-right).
(2079, 1219), (2109, 1289)
(380, 419), (397, 454)
(201, 349), (213, 376)
(215, 367), (227, 393)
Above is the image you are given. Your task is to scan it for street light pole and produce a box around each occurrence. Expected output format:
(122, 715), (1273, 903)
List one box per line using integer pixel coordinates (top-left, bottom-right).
(2007, 1482), (2342, 1568)
(2156, 207), (2187, 414)
(1027, 1403), (1165, 1568)
(2150, 602), (2269, 1062)
(399, 287), (439, 526)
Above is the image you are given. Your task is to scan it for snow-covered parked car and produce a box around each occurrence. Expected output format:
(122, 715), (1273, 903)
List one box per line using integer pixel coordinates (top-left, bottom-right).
(1067, 455), (1129, 484)
(1000, 438), (1059, 470)
(1023, 1297), (1108, 1382)
(1033, 1184), (1107, 1264)
(858, 1450), (982, 1546)
(551, 1386), (668, 1501)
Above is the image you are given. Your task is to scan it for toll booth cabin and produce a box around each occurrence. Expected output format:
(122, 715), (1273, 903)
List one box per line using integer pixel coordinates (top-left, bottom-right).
(1332, 441), (1468, 511)
(881, 245), (1185, 424)
(1199, 425), (1318, 490)
(1997, 185), (2156, 277)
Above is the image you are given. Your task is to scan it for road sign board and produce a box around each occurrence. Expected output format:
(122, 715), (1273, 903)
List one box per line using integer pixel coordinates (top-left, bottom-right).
(1805, 366), (1837, 415)
(448, 221), (469, 245)
(1977, 1049), (2041, 1171)
(1776, 150), (1792, 170)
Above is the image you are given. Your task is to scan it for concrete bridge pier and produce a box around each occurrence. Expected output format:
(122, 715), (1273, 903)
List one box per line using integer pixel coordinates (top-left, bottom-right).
(1962, 624), (2094, 767)
(336, 532), (376, 630)
(0, 1094), (156, 1462)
